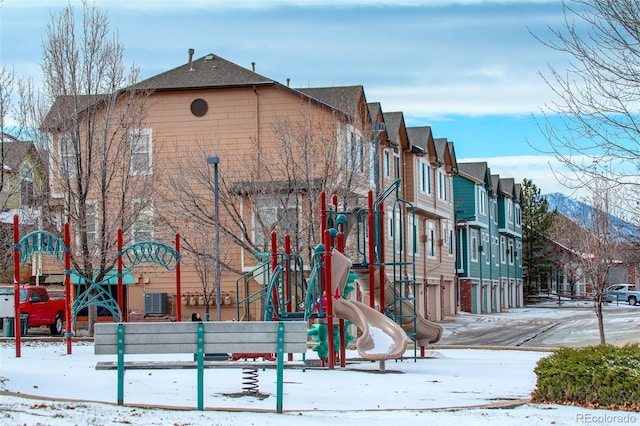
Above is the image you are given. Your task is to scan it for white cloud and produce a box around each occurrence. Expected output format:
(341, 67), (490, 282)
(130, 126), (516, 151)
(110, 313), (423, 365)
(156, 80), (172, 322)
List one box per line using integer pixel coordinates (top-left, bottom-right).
(460, 155), (590, 198)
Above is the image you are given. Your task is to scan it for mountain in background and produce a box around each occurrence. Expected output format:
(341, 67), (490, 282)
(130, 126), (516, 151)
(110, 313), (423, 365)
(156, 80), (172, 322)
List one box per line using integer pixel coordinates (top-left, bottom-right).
(543, 192), (637, 240)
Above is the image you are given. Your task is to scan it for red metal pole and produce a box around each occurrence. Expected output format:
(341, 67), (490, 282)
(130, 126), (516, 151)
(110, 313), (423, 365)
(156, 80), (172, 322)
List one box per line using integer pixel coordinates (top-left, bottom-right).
(367, 192), (375, 308)
(64, 223), (72, 354)
(176, 233), (181, 322)
(324, 229), (335, 369)
(13, 215), (21, 358)
(378, 202), (385, 313)
(285, 234), (291, 314)
(285, 234), (293, 361)
(320, 192), (327, 235)
(270, 231), (278, 319)
(117, 229), (123, 321)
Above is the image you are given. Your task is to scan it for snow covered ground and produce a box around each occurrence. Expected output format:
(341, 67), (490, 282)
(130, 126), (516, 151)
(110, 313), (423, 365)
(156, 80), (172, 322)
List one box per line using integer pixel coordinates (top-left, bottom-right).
(1, 303), (638, 425)
(1, 342), (627, 426)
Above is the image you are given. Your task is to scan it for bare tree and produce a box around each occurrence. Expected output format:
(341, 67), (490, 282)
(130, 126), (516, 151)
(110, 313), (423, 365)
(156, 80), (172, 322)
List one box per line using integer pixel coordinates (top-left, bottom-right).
(536, 0), (640, 219)
(40, 1), (152, 334)
(549, 182), (624, 345)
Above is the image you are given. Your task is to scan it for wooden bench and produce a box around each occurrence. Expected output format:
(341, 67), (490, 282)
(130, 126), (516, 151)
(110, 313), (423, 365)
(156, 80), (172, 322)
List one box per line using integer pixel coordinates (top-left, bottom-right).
(94, 321), (308, 412)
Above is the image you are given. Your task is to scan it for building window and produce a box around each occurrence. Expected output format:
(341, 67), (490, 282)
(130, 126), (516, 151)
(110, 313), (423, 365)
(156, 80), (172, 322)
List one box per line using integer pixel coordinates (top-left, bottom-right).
(478, 187), (487, 216)
(383, 150), (391, 178)
(437, 170), (447, 201)
(369, 146), (376, 186)
(19, 164), (34, 206)
(254, 197), (297, 247)
(408, 214), (418, 255)
(491, 199), (498, 224)
(419, 159), (431, 195)
(470, 228), (479, 262)
(515, 204), (521, 226)
(493, 236), (499, 266)
(132, 202), (154, 243)
(506, 198), (513, 224)
(130, 129), (152, 175)
(394, 153), (400, 179)
(346, 130), (364, 173)
(483, 234), (490, 265)
(427, 220), (436, 258)
(500, 236), (506, 263)
(59, 133), (77, 178)
(85, 202), (98, 247)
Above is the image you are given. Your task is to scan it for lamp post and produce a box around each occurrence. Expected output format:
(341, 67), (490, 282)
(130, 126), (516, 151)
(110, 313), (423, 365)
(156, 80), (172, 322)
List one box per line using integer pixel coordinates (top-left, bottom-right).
(206, 156), (221, 321)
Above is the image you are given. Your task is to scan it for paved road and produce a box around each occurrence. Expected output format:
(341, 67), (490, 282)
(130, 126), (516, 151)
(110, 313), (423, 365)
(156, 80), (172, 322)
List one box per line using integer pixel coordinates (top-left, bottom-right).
(438, 300), (640, 348)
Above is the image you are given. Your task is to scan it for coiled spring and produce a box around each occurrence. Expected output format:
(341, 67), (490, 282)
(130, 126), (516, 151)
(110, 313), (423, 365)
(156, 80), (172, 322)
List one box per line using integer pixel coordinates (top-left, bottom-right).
(242, 367), (259, 394)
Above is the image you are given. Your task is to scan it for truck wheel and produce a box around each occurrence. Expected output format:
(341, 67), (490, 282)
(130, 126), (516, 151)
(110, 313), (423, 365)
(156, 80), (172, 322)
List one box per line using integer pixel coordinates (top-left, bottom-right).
(629, 296), (638, 306)
(50, 314), (63, 335)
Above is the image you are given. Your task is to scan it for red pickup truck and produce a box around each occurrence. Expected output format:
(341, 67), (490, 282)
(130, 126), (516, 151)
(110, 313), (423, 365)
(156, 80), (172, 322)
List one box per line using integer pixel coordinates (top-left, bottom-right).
(0, 285), (66, 335)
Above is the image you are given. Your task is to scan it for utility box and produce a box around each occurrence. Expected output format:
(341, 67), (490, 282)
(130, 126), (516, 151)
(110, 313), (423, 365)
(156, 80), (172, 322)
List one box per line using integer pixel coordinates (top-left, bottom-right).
(0, 287), (15, 318)
(144, 292), (168, 315)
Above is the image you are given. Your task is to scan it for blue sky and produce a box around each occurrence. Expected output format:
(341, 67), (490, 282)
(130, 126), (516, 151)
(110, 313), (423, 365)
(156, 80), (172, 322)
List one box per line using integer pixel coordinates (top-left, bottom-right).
(0, 0), (582, 197)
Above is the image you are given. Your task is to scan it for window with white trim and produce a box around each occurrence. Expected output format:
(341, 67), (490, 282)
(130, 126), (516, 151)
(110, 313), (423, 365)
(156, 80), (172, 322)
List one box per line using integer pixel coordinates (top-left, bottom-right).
(408, 214), (418, 255)
(369, 145), (376, 186)
(132, 201), (154, 243)
(437, 170), (447, 201)
(500, 235), (506, 264)
(427, 220), (436, 258)
(506, 198), (513, 224)
(493, 236), (499, 266)
(483, 233), (490, 265)
(418, 159), (431, 195)
(394, 153), (400, 179)
(346, 130), (364, 173)
(515, 204), (521, 226)
(478, 187), (487, 216)
(59, 133), (77, 178)
(19, 163), (34, 206)
(383, 150), (391, 178)
(470, 228), (479, 262)
(85, 201), (98, 247)
(130, 129), (152, 175)
(254, 197), (297, 247)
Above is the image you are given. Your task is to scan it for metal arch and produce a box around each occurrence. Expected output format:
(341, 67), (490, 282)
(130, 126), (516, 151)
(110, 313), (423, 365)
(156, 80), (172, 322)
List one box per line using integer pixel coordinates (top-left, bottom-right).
(14, 230), (69, 263)
(119, 241), (180, 270)
(71, 275), (123, 328)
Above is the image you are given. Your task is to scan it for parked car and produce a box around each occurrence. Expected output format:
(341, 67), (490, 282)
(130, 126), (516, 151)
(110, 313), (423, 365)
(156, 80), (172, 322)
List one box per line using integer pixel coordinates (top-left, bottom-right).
(0, 285), (66, 335)
(604, 284), (640, 306)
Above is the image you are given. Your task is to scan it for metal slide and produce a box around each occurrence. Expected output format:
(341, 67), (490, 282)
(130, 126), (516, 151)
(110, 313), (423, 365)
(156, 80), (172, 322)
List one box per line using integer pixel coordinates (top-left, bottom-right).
(332, 298), (408, 360)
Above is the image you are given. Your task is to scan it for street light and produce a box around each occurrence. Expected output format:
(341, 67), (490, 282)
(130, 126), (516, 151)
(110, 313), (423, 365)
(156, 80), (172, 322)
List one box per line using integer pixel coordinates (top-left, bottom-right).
(206, 156), (221, 321)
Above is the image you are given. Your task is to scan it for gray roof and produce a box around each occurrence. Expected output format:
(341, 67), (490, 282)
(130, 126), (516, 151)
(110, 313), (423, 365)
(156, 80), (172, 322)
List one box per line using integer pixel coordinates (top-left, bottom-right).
(382, 111), (404, 144)
(458, 162), (489, 183)
(407, 126), (430, 152)
(135, 53), (275, 91)
(500, 177), (515, 197)
(296, 86), (364, 117)
(2, 140), (36, 172)
(367, 102), (381, 121)
(434, 137), (448, 162)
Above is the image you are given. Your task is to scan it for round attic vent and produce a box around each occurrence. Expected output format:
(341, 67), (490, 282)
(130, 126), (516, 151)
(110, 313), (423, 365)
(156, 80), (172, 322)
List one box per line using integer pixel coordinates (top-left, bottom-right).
(190, 98), (208, 117)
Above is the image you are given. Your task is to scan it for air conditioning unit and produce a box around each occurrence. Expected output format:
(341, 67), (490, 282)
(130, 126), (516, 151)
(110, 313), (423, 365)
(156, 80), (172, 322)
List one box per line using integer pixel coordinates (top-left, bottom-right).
(144, 292), (168, 314)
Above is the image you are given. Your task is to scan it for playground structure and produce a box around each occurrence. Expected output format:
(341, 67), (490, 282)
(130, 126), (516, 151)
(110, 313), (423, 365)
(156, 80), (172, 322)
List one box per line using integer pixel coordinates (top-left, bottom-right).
(9, 178), (442, 370)
(236, 179), (443, 369)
